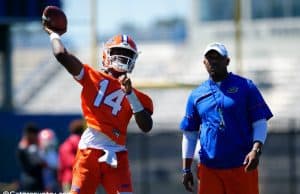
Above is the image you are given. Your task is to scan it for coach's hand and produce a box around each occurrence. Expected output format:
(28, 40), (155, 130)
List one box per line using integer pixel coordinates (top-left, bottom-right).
(243, 149), (260, 172)
(182, 172), (194, 192)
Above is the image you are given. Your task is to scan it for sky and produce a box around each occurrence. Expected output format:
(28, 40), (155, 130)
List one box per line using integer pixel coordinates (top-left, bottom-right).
(64, 0), (189, 33)
(62, 0), (190, 45)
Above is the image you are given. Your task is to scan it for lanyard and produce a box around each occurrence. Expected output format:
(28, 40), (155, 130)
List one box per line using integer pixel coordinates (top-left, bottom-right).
(209, 81), (226, 130)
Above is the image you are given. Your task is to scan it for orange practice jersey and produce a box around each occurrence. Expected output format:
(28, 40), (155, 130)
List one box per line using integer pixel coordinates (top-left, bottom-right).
(75, 64), (153, 145)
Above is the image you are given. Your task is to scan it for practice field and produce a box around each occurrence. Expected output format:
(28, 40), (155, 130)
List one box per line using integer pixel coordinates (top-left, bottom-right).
(0, 115), (299, 194)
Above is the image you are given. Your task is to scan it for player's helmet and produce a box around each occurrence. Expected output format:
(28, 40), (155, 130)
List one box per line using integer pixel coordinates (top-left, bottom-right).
(38, 128), (58, 150)
(102, 34), (138, 73)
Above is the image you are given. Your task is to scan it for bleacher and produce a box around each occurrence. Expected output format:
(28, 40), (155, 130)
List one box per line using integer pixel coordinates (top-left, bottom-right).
(13, 33), (300, 131)
(8, 18), (300, 134)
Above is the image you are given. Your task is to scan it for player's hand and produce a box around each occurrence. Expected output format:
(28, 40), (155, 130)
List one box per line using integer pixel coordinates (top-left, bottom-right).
(243, 150), (259, 172)
(42, 19), (65, 36)
(118, 74), (132, 94)
(42, 22), (54, 35)
(42, 19), (55, 35)
(182, 172), (194, 192)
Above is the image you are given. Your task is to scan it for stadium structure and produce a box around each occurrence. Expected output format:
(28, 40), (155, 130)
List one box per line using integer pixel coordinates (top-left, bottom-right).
(1, 0), (300, 194)
(8, 0), (300, 127)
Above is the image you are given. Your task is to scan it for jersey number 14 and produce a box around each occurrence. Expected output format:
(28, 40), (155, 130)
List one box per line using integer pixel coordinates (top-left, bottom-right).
(93, 79), (126, 115)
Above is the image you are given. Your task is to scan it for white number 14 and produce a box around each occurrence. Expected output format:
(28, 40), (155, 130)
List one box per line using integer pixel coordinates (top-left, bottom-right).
(93, 79), (126, 115)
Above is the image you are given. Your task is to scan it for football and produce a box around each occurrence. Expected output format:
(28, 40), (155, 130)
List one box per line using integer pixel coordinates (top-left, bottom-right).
(42, 6), (67, 35)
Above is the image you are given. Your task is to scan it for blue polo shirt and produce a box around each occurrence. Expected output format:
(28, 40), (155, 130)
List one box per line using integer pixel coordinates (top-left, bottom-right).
(180, 73), (273, 168)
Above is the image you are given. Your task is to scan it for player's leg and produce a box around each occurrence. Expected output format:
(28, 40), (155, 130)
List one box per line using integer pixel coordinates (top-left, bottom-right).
(102, 151), (133, 194)
(197, 163), (225, 194)
(222, 166), (259, 194)
(70, 148), (102, 194)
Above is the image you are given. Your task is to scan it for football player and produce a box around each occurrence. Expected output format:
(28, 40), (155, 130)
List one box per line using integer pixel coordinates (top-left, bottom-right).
(43, 21), (153, 194)
(38, 128), (60, 192)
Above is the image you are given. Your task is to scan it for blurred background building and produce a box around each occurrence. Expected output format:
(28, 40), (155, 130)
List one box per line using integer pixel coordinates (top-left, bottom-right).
(0, 0), (299, 193)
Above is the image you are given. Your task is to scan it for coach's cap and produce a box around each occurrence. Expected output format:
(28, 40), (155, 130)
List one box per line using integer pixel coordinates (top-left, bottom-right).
(203, 42), (228, 57)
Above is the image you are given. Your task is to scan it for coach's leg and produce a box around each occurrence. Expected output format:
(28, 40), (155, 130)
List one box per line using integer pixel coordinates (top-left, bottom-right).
(223, 166), (259, 194)
(197, 163), (225, 194)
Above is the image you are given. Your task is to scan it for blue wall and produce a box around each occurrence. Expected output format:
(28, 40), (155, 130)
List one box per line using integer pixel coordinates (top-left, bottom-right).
(0, 112), (82, 182)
